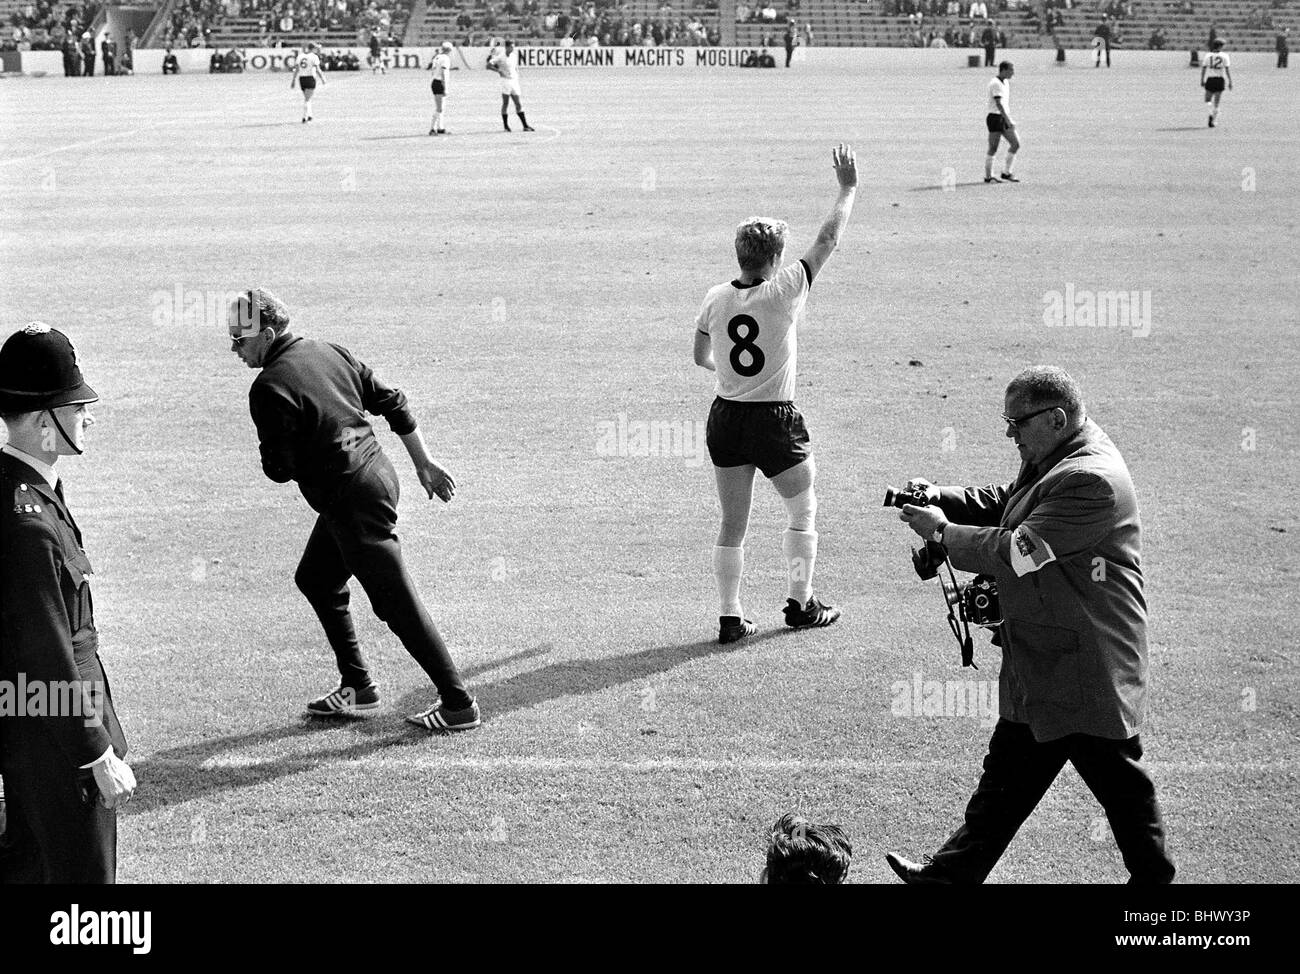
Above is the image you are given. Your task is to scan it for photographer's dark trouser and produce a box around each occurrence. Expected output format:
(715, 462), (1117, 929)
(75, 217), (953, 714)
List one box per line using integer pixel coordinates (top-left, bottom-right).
(984, 45), (996, 67)
(929, 718), (1175, 883)
(293, 452), (473, 711)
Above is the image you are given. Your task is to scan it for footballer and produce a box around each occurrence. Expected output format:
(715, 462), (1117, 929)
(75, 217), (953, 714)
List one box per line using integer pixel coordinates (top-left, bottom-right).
(985, 61), (1020, 183)
(692, 144), (858, 644)
(427, 41), (452, 135)
(1201, 39), (1233, 127)
(367, 32), (385, 74)
(487, 39), (535, 133)
(289, 42), (325, 123)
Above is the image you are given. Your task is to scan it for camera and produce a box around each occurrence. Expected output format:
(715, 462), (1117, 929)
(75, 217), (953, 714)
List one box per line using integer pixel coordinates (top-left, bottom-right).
(941, 573), (1002, 628)
(882, 485), (931, 509)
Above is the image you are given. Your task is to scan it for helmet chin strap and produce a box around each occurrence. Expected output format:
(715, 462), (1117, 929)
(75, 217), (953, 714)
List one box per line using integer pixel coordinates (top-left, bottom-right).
(45, 408), (83, 456)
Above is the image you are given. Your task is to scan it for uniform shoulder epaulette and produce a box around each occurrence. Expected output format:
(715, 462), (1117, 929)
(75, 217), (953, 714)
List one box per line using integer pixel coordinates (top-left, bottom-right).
(11, 481), (44, 516)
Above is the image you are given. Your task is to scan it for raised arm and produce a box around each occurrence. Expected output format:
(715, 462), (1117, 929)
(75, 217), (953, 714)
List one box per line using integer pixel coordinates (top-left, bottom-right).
(801, 144), (858, 282)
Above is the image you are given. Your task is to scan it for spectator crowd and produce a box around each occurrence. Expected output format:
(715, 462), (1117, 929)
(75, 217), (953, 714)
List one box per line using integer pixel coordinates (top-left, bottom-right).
(450, 1), (723, 47)
(4, 1), (98, 50)
(158, 0), (404, 50)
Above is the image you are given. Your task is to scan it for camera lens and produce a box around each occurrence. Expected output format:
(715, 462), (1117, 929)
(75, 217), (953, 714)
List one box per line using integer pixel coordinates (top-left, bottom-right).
(975, 594), (990, 610)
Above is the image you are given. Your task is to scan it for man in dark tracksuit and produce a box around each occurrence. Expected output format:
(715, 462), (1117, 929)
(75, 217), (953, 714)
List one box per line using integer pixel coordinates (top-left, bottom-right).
(0, 324), (135, 884)
(981, 21), (998, 68)
(228, 289), (479, 733)
(888, 366), (1175, 884)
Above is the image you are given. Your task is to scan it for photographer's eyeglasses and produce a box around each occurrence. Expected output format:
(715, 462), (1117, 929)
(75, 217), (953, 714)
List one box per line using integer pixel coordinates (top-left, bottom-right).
(1002, 405), (1059, 430)
(230, 333), (259, 348)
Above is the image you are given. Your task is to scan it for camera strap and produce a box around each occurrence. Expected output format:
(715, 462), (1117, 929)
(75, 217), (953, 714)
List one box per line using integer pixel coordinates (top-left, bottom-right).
(940, 553), (978, 669)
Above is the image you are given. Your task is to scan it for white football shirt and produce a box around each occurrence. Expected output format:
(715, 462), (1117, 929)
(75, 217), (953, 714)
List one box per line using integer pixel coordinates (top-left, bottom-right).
(494, 49), (519, 81)
(1203, 51), (1230, 76)
(696, 260), (812, 402)
(431, 53), (450, 81)
(296, 52), (320, 75)
(987, 77), (1009, 114)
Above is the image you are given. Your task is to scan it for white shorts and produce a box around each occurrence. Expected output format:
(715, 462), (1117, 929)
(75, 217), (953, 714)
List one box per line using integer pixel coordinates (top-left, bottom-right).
(500, 77), (521, 97)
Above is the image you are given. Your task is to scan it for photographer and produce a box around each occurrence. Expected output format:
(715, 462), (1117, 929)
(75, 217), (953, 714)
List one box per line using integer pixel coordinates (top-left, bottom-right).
(886, 366), (1175, 884)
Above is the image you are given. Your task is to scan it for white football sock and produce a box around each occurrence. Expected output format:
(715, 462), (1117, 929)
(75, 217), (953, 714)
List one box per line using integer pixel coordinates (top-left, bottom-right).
(985, 154), (995, 177)
(783, 529), (818, 605)
(713, 545), (744, 618)
(1003, 151), (1016, 174)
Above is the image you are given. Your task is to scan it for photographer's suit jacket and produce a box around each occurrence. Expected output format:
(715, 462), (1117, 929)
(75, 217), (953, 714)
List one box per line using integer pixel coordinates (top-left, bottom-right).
(938, 419), (1147, 742)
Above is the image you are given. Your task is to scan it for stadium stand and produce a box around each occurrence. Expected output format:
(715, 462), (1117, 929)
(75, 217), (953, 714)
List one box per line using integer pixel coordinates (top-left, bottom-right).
(6, 0), (1290, 50)
(409, 1), (723, 47)
(403, 0), (1293, 51)
(731, 0), (1296, 52)
(138, 0), (413, 48)
(2, 1), (99, 49)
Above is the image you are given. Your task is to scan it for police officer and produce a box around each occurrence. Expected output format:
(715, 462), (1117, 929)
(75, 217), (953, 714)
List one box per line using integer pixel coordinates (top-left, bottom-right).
(61, 32), (81, 77)
(101, 34), (117, 76)
(80, 32), (95, 76)
(0, 323), (135, 884)
(228, 289), (481, 732)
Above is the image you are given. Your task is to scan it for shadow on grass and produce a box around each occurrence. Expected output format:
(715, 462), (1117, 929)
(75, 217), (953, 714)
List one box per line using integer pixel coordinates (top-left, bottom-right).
(128, 629), (796, 812)
(399, 627), (796, 720)
(1154, 126), (1209, 132)
(908, 181), (1001, 191)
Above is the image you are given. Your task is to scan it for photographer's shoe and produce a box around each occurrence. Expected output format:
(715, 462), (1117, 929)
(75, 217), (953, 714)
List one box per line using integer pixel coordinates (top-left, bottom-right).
(306, 683), (380, 717)
(784, 596), (841, 630)
(884, 852), (953, 885)
(718, 616), (758, 644)
(406, 697), (481, 733)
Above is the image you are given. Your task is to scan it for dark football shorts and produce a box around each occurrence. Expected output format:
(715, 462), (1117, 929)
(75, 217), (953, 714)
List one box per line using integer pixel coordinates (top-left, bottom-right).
(431, 79), (446, 95)
(299, 76), (316, 90)
(706, 397), (812, 479)
(1204, 76), (1226, 93)
(986, 112), (1007, 133)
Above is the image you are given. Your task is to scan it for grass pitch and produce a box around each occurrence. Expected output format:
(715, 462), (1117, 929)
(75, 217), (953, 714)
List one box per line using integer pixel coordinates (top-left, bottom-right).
(0, 55), (1297, 883)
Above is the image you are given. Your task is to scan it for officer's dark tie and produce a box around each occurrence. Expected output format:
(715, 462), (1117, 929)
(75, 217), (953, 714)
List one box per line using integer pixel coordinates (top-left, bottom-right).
(54, 479), (66, 503)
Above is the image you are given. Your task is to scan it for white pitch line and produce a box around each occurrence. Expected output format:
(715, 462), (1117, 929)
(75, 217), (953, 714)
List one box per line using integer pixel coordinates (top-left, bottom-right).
(0, 123), (163, 168)
(0, 78), (359, 168)
(193, 755), (1299, 774)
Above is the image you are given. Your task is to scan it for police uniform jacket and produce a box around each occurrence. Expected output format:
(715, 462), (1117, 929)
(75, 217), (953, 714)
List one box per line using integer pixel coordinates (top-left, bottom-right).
(0, 452), (127, 779)
(937, 420), (1148, 742)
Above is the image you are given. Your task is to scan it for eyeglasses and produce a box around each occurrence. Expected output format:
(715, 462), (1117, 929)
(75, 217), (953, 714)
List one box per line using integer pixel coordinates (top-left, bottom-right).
(1001, 405), (1059, 430)
(230, 333), (259, 347)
